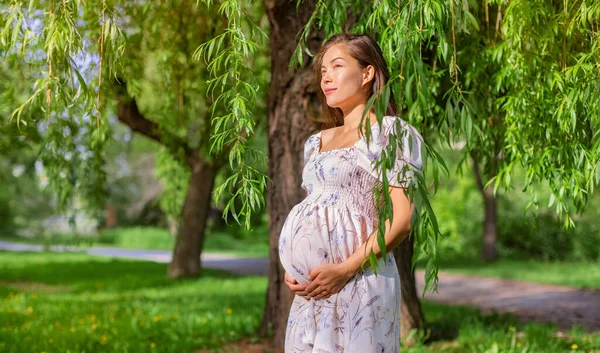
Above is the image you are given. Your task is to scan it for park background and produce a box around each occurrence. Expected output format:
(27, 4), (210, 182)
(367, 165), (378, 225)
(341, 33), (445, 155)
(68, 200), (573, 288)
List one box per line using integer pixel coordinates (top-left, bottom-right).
(1, 0), (600, 352)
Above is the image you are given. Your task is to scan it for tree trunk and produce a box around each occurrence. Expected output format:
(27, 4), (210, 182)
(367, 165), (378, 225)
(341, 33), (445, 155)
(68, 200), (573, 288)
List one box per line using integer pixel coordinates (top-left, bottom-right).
(261, 0), (427, 348)
(471, 151), (498, 262)
(105, 202), (117, 229)
(393, 234), (426, 342)
(260, 0), (322, 347)
(114, 83), (219, 278)
(167, 154), (217, 278)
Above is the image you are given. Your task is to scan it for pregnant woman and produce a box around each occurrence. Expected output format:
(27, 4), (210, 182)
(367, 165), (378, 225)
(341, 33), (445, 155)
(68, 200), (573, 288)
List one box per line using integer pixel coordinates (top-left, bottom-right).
(278, 33), (424, 353)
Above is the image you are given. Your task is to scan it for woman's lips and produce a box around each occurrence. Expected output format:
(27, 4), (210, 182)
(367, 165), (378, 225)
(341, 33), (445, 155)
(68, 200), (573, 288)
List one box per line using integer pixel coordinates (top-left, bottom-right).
(324, 88), (337, 95)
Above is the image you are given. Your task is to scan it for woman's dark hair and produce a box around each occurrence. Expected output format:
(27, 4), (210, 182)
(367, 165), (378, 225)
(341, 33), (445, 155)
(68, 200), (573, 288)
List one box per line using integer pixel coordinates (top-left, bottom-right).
(312, 33), (397, 129)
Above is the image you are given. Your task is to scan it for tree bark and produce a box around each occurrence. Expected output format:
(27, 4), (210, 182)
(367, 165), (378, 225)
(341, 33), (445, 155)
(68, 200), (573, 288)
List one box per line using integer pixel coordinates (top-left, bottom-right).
(167, 153), (217, 278)
(393, 235), (426, 342)
(471, 150), (498, 262)
(260, 0), (322, 347)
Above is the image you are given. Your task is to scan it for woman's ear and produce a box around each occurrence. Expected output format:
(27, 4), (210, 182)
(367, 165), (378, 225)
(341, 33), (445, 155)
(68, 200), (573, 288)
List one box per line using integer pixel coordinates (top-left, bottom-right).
(362, 65), (375, 88)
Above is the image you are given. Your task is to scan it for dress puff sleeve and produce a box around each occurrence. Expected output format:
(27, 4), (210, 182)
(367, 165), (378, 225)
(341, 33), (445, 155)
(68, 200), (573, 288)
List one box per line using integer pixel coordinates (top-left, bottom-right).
(300, 133), (319, 192)
(355, 116), (424, 188)
(303, 133), (319, 167)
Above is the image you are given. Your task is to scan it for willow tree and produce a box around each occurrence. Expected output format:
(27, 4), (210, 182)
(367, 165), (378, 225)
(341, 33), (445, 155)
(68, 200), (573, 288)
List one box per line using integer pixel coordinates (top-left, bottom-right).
(0, 0), (268, 277)
(3, 0), (600, 349)
(260, 0), (600, 346)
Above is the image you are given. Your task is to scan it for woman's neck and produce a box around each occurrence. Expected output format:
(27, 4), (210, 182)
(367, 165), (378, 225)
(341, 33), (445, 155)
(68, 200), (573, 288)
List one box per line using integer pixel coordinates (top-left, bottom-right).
(340, 104), (377, 132)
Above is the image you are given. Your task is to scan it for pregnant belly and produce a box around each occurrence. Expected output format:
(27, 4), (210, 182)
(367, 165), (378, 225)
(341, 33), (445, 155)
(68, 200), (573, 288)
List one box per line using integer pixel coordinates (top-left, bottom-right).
(278, 202), (369, 285)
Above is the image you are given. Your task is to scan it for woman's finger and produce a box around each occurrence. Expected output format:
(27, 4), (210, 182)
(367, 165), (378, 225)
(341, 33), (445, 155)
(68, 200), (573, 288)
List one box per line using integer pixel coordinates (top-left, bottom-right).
(289, 283), (307, 292)
(284, 273), (294, 283)
(305, 280), (320, 294)
(313, 289), (329, 300)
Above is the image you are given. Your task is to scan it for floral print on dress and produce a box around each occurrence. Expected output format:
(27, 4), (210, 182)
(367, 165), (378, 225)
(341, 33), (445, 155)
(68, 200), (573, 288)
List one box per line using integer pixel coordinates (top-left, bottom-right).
(279, 116), (424, 353)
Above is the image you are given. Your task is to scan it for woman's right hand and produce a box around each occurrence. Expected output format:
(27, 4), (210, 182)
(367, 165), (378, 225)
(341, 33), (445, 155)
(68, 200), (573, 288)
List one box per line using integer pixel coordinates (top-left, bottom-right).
(284, 271), (309, 300)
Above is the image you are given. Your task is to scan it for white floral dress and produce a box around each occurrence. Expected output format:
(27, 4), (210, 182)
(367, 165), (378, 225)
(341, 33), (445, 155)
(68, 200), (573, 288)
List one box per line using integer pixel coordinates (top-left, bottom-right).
(278, 116), (424, 353)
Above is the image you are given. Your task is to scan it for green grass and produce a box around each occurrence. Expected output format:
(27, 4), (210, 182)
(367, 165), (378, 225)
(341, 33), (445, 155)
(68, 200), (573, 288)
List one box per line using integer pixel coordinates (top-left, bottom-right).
(432, 258), (600, 290)
(2, 226), (269, 258)
(0, 251), (267, 353)
(411, 302), (599, 353)
(1, 252), (599, 353)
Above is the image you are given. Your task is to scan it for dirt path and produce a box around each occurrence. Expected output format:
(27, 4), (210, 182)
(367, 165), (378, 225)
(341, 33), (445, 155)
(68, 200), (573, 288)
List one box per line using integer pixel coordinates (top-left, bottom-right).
(417, 270), (600, 332)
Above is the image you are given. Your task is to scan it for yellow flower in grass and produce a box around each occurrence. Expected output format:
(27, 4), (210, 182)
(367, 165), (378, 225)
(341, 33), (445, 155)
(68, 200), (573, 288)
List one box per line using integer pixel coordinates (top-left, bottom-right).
(201, 317), (207, 323)
(101, 334), (108, 344)
(152, 315), (162, 322)
(31, 293), (37, 299)
(150, 342), (156, 348)
(571, 343), (578, 350)
(226, 308), (232, 315)
(27, 306), (33, 313)
(517, 343), (521, 347)
(70, 327), (76, 333)
(48, 338), (53, 343)
(91, 323), (97, 331)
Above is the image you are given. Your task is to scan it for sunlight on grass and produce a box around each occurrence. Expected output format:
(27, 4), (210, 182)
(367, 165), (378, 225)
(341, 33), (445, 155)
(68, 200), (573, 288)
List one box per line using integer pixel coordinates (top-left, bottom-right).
(0, 251), (267, 353)
(1, 251), (599, 353)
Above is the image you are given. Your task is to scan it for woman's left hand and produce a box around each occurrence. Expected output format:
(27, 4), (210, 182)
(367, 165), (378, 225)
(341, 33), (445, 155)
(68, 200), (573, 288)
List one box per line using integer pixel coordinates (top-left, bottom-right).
(305, 263), (355, 300)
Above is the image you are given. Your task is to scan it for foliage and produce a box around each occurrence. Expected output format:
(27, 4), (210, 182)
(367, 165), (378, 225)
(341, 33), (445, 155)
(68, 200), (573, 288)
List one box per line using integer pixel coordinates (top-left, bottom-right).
(289, 0), (600, 294)
(0, 54), (55, 234)
(0, 252), (599, 353)
(428, 145), (483, 260)
(3, 0), (600, 297)
(429, 145), (600, 263)
(154, 148), (190, 220)
(194, 0), (270, 230)
(0, 0), (270, 229)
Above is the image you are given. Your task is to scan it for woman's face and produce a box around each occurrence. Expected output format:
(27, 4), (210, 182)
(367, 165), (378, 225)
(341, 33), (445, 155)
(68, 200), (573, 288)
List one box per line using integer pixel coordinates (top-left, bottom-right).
(320, 44), (374, 110)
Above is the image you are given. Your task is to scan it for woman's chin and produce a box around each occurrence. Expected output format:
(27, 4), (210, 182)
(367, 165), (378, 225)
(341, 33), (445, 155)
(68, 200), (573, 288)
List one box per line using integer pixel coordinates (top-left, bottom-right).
(326, 98), (342, 108)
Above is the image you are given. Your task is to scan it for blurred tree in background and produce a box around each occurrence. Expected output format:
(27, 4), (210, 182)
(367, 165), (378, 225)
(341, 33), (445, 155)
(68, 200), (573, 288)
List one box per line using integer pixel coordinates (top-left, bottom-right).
(0, 0), (269, 278)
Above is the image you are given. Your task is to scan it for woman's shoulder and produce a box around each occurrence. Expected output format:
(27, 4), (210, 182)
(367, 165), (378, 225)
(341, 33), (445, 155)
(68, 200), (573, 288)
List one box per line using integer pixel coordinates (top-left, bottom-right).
(359, 115), (419, 140)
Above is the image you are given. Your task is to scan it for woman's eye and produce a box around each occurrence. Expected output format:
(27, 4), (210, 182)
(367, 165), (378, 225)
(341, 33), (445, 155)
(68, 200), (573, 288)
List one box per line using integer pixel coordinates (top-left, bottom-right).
(334, 64), (342, 68)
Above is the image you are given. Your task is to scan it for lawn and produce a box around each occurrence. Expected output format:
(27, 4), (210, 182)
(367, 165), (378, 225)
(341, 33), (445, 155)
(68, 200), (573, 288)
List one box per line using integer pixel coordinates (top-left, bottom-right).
(0, 251), (267, 353)
(1, 251), (599, 353)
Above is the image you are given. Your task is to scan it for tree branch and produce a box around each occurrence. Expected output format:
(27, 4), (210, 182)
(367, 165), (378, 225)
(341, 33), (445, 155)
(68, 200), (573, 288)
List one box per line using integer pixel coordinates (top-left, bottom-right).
(114, 80), (194, 159)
